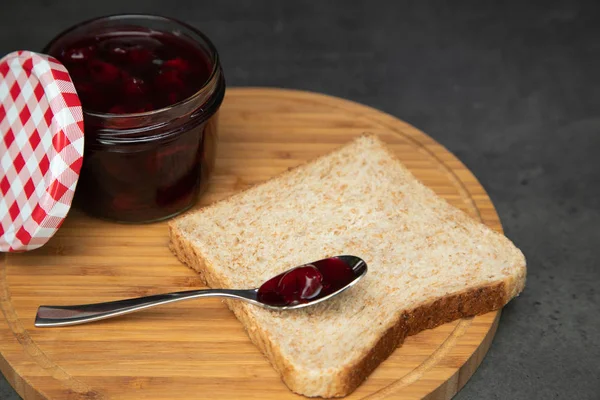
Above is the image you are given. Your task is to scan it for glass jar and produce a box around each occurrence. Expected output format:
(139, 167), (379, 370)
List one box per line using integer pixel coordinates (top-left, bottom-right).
(43, 14), (225, 223)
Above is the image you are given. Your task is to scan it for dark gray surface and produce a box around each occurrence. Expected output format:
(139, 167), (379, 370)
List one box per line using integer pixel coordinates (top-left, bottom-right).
(1, 1), (599, 399)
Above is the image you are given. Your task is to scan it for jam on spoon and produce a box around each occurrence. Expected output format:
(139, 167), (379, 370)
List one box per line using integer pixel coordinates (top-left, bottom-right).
(34, 255), (367, 327)
(257, 257), (358, 306)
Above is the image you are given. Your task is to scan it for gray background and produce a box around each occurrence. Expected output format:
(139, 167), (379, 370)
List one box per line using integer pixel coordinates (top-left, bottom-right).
(1, 1), (599, 399)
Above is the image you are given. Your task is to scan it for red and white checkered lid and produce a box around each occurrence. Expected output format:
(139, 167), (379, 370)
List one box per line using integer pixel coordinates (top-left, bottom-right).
(0, 51), (84, 252)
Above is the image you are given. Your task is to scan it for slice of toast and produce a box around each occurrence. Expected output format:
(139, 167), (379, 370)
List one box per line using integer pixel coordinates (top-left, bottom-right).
(168, 134), (526, 398)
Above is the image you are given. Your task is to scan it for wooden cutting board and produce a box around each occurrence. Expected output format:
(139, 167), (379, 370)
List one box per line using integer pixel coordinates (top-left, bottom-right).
(0, 88), (503, 400)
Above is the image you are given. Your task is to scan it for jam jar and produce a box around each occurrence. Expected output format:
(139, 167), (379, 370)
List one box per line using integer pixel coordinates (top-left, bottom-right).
(43, 15), (225, 223)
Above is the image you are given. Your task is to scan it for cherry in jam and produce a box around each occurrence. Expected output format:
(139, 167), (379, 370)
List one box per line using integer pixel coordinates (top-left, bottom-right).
(53, 31), (212, 113)
(257, 257), (357, 307)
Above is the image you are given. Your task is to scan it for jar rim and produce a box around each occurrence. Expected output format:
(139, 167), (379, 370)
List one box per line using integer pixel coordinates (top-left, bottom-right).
(43, 13), (222, 119)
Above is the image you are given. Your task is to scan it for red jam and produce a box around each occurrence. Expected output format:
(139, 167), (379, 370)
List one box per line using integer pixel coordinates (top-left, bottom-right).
(257, 257), (356, 306)
(54, 31), (212, 114)
(44, 15), (225, 223)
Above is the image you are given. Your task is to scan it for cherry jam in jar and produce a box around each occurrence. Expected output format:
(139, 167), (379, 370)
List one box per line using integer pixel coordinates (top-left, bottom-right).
(44, 15), (225, 223)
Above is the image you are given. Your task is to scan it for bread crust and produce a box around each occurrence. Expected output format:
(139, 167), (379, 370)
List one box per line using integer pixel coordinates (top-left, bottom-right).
(169, 223), (519, 398)
(334, 282), (509, 397)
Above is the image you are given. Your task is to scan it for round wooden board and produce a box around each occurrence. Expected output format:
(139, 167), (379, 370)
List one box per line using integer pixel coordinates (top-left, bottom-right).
(0, 88), (503, 400)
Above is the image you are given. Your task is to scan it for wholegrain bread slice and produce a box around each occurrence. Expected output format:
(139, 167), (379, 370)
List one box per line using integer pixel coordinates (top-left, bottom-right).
(168, 134), (526, 398)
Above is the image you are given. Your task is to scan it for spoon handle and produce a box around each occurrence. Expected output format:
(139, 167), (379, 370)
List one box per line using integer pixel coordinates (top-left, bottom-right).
(35, 288), (259, 328)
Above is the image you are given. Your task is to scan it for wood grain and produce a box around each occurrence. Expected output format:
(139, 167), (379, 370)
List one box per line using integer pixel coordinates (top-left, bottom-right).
(0, 88), (503, 400)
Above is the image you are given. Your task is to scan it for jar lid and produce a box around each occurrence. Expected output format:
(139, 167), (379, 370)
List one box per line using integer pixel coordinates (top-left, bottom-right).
(0, 51), (84, 252)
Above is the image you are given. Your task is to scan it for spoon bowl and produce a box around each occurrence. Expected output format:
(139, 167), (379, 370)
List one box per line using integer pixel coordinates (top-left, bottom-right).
(35, 255), (367, 327)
